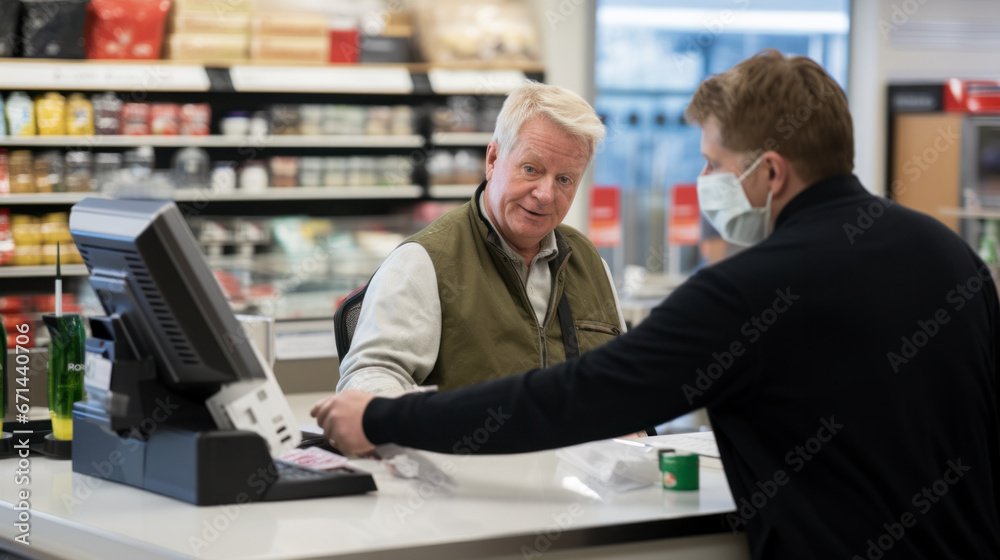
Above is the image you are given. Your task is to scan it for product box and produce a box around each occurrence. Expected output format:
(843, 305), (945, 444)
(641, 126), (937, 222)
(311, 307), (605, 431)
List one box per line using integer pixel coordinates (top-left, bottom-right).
(167, 33), (248, 60)
(0, 150), (8, 194)
(85, 0), (171, 59)
(21, 0), (89, 59)
(251, 13), (326, 38)
(250, 36), (327, 63)
(0, 0), (21, 57)
(170, 10), (250, 35)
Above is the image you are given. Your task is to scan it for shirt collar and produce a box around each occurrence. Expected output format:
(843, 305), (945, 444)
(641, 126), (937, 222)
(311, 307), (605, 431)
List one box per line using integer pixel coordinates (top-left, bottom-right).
(478, 191), (559, 264)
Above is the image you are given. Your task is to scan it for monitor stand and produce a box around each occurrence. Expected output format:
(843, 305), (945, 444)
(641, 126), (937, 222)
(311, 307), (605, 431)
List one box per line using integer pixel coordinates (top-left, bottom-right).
(71, 315), (376, 506)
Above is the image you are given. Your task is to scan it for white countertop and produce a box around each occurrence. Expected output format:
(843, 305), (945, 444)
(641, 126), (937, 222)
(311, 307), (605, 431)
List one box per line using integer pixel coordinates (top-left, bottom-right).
(0, 392), (741, 560)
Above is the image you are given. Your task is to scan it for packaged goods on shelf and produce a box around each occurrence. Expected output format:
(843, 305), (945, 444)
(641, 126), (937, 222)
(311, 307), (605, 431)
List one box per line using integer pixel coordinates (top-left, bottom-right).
(251, 12), (326, 38)
(0, 150), (8, 194)
(170, 10), (250, 35)
(35, 92), (66, 135)
(0, 0), (20, 57)
(9, 151), (33, 193)
(65, 94), (95, 135)
(269, 157), (298, 188)
(85, 0), (171, 59)
(151, 103), (181, 135)
(172, 146), (210, 189)
(64, 151), (94, 192)
(21, 0), (89, 59)
(180, 103), (211, 135)
(250, 35), (328, 64)
(121, 102), (151, 135)
(173, 0), (250, 11)
(0, 208), (12, 264)
(239, 160), (268, 192)
(220, 111), (250, 137)
(6, 92), (36, 136)
(166, 33), (248, 61)
(92, 92), (122, 135)
(93, 152), (123, 191)
(249, 12), (327, 63)
(413, 0), (539, 64)
(0, 95), (5, 136)
(428, 149), (484, 186)
(34, 150), (63, 192)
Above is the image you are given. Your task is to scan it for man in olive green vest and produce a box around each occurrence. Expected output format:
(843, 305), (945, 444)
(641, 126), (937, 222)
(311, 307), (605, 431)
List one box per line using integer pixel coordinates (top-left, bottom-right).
(337, 82), (626, 394)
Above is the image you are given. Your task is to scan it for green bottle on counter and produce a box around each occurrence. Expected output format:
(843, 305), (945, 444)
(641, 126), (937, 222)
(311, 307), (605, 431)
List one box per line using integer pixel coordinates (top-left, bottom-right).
(979, 220), (1000, 265)
(43, 314), (86, 440)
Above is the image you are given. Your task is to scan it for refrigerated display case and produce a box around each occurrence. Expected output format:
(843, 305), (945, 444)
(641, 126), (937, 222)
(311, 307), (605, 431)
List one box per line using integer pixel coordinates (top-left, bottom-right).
(593, 0), (850, 284)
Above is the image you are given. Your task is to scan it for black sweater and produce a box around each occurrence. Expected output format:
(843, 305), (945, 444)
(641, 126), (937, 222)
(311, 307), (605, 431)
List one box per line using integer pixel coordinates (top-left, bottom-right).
(364, 175), (1000, 559)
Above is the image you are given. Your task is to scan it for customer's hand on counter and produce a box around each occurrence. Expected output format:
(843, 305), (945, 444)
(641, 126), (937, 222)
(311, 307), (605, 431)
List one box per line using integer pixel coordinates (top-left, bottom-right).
(310, 390), (377, 457)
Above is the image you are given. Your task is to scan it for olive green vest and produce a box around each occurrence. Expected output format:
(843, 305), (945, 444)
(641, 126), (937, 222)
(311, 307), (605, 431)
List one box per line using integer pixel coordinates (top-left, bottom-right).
(407, 183), (622, 391)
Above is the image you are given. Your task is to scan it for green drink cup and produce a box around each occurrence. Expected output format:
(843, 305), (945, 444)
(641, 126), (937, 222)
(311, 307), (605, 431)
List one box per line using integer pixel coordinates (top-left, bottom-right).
(659, 449), (699, 491)
(43, 313), (86, 440)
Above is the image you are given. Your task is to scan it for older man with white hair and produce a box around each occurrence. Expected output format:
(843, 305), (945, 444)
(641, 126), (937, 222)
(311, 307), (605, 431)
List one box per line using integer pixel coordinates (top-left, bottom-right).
(336, 82), (626, 395)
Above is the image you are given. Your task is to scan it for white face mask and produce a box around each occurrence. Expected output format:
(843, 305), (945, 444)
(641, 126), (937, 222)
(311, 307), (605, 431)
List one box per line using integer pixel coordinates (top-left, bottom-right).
(696, 156), (772, 247)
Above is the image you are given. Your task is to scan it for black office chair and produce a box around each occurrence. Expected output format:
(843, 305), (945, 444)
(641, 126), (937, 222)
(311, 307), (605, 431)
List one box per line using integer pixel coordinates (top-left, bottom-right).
(333, 283), (369, 359)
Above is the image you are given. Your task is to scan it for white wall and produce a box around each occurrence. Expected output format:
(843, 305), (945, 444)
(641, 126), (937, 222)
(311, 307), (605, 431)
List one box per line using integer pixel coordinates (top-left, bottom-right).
(530, 0), (597, 231)
(849, 0), (1000, 195)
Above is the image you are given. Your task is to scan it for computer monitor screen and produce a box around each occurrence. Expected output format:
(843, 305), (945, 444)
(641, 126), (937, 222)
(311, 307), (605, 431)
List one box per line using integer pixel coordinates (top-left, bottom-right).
(69, 197), (265, 390)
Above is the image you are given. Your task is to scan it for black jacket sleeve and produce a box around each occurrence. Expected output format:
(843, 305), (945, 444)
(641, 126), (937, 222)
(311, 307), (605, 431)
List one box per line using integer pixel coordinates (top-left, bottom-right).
(363, 268), (760, 454)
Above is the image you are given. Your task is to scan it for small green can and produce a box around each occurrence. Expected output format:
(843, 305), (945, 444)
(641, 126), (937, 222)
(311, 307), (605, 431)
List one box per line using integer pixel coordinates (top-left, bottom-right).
(659, 449), (699, 491)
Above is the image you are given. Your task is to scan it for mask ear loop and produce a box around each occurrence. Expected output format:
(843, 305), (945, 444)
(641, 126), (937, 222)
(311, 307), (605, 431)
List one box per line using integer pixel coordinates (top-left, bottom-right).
(737, 155), (765, 182)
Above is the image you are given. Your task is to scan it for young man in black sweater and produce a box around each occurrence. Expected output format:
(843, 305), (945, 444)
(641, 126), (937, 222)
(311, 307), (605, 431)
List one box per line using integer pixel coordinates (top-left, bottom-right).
(313, 50), (1000, 559)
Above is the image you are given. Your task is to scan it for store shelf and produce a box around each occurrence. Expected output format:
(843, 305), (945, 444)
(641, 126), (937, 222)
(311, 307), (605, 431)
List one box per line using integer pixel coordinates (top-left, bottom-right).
(0, 264), (89, 278)
(429, 184), (479, 199)
(431, 132), (494, 146)
(0, 192), (91, 204)
(939, 207), (1000, 220)
(0, 61), (211, 91)
(0, 134), (425, 149)
(173, 185), (423, 201)
(0, 186), (423, 205)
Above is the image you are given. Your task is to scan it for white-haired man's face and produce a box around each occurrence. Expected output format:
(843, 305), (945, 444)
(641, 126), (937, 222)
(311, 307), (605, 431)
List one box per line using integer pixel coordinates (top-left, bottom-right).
(484, 116), (589, 261)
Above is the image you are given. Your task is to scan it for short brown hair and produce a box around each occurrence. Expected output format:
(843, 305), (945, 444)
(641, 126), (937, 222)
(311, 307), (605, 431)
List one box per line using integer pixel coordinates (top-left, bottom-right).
(685, 49), (853, 185)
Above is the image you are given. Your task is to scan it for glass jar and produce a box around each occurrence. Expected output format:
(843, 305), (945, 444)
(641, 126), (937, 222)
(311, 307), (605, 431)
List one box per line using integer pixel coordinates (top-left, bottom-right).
(173, 146), (211, 189)
(64, 151), (93, 192)
(239, 161), (268, 192)
(9, 150), (35, 193)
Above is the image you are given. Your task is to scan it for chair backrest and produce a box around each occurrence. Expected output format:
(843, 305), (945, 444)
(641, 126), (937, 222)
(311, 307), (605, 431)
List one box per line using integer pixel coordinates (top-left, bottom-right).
(333, 283), (369, 359)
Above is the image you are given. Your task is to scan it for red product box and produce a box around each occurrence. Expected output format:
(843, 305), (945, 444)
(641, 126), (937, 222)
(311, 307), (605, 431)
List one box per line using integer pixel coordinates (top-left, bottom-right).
(32, 294), (79, 314)
(0, 296), (29, 313)
(85, 0), (172, 60)
(180, 103), (211, 136)
(151, 103), (181, 135)
(3, 314), (33, 348)
(121, 102), (151, 135)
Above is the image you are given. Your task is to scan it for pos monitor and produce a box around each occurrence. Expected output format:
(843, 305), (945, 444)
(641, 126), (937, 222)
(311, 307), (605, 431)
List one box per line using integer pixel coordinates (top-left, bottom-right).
(68, 197), (375, 505)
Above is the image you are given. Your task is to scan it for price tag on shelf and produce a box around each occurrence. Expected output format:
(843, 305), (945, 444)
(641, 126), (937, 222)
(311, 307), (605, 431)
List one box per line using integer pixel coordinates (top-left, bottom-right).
(230, 66), (413, 94)
(427, 69), (529, 95)
(0, 63), (210, 91)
